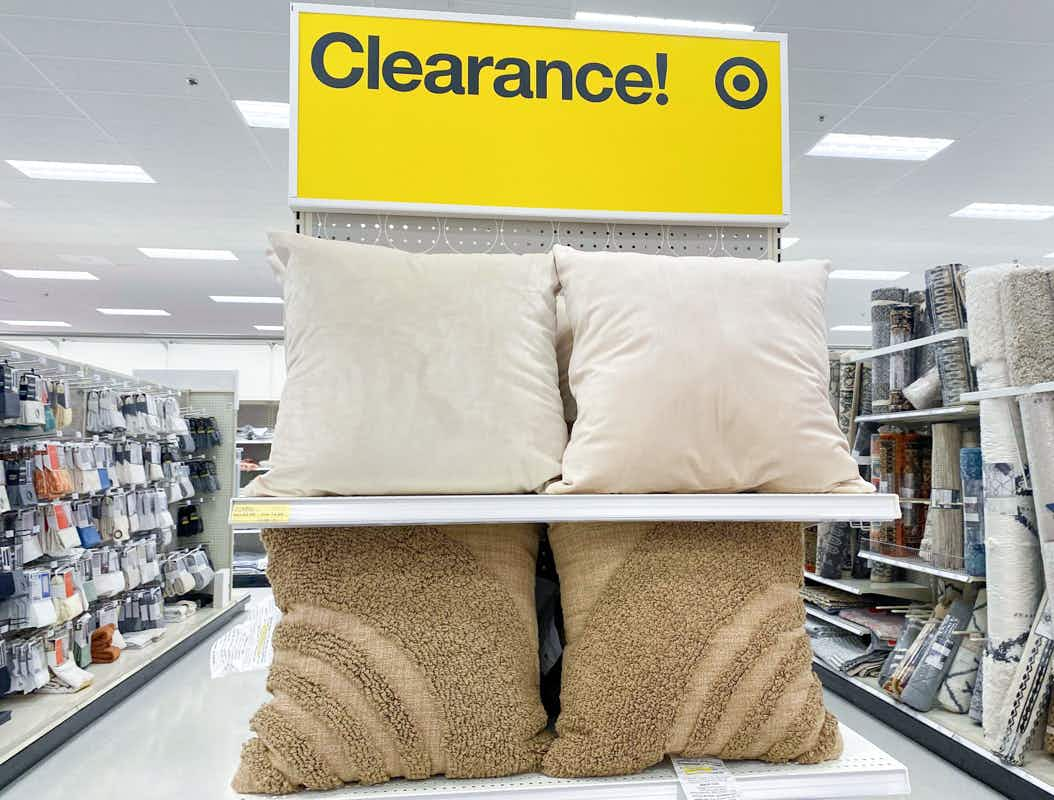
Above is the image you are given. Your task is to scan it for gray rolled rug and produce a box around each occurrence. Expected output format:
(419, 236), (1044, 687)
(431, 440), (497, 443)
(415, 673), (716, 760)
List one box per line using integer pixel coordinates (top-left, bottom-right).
(870, 288), (908, 414)
(937, 589), (988, 713)
(926, 264), (975, 406)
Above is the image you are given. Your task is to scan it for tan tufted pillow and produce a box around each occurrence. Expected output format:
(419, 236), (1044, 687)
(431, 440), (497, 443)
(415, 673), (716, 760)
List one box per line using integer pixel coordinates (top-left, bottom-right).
(544, 520), (841, 777)
(233, 525), (550, 794)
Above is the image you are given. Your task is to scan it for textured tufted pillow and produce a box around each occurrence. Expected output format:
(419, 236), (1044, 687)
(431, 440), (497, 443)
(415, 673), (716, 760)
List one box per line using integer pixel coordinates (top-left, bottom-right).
(233, 525), (550, 794)
(543, 520), (841, 777)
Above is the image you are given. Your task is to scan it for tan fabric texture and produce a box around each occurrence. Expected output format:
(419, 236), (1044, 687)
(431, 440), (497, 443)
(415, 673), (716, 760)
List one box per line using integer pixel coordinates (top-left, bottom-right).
(232, 525), (551, 794)
(548, 245), (871, 494)
(246, 233), (567, 497)
(544, 521), (842, 777)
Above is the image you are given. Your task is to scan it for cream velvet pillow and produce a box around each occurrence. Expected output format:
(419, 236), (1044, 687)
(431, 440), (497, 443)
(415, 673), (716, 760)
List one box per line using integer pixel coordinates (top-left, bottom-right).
(549, 245), (870, 494)
(246, 234), (567, 497)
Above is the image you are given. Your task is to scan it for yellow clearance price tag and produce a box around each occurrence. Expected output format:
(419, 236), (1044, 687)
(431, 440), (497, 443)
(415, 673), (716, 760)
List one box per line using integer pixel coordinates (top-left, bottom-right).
(231, 504), (292, 524)
(291, 5), (787, 223)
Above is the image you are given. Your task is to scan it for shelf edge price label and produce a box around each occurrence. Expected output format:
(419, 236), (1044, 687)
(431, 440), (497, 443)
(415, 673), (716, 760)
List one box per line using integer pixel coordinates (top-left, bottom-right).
(671, 757), (743, 800)
(231, 504), (292, 524)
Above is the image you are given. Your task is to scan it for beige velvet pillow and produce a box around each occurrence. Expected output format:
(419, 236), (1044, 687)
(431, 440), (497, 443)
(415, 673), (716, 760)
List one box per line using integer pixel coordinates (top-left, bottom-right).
(233, 525), (550, 794)
(544, 520), (841, 777)
(549, 245), (870, 494)
(246, 233), (567, 497)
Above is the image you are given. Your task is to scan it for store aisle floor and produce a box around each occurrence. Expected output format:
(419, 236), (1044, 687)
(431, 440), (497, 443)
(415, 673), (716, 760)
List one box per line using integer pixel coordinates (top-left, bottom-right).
(3, 590), (1006, 800)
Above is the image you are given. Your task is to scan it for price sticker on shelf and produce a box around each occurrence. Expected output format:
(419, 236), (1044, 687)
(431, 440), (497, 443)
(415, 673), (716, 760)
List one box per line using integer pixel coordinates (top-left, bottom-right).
(672, 757), (743, 800)
(231, 504), (292, 525)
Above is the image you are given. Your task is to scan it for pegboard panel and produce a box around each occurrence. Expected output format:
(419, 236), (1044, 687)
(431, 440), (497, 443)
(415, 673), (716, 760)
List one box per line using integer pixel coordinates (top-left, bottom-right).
(301, 212), (776, 260)
(184, 389), (237, 576)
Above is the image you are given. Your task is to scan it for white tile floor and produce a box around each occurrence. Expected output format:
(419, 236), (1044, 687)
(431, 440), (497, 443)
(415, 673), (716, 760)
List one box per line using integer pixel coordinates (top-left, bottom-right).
(2, 590), (1009, 800)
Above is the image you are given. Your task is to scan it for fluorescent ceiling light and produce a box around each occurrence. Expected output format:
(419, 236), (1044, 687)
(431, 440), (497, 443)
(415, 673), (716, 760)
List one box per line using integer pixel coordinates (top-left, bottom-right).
(1045, 251), (1054, 258)
(831, 325), (873, 332)
(1, 320), (70, 327)
(139, 247), (237, 261)
(58, 254), (112, 267)
(3, 269), (98, 281)
(574, 11), (754, 31)
(210, 295), (283, 304)
(6, 160), (155, 183)
(780, 237), (799, 248)
(830, 269), (909, 281)
(807, 133), (954, 161)
(0, 200), (11, 209)
(97, 308), (170, 316)
(235, 100), (290, 129)
(254, 324), (284, 331)
(951, 202), (1054, 221)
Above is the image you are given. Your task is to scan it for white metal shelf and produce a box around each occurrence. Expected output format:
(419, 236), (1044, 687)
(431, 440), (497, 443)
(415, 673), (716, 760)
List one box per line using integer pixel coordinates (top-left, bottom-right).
(848, 329), (968, 363)
(804, 604), (872, 637)
(960, 381), (1054, 402)
(265, 724), (908, 800)
(854, 405), (979, 426)
(858, 549), (985, 584)
(804, 571), (931, 601)
(229, 493), (902, 529)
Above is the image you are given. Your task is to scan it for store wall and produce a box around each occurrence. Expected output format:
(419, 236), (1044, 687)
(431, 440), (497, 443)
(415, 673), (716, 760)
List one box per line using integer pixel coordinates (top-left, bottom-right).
(1, 338), (286, 401)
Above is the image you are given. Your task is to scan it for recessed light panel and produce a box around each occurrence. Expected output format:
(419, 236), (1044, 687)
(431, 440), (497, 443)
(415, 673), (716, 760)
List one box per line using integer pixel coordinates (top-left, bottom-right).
(1, 320), (70, 327)
(254, 324), (284, 331)
(3, 269), (98, 280)
(6, 161), (155, 183)
(235, 100), (290, 129)
(139, 248), (237, 261)
(831, 325), (873, 332)
(951, 203), (1054, 221)
(807, 133), (954, 161)
(97, 308), (170, 316)
(829, 269), (909, 281)
(210, 295), (283, 304)
(574, 11), (754, 31)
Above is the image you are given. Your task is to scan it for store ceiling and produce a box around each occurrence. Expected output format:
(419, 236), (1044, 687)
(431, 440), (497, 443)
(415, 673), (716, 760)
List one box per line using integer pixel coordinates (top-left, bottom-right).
(0, 0), (1051, 344)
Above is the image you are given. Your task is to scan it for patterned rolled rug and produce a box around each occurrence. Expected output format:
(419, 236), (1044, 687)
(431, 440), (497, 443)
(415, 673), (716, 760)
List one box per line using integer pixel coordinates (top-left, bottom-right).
(871, 288), (908, 414)
(963, 264), (1044, 746)
(936, 589), (988, 713)
(543, 520), (841, 778)
(232, 525), (551, 794)
(925, 264), (975, 406)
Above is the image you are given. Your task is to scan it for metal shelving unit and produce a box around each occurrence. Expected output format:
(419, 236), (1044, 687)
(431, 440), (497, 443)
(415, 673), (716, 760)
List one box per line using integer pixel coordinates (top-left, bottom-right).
(858, 549), (985, 584)
(229, 492), (902, 529)
(804, 604), (872, 637)
(960, 381), (1054, 402)
(848, 329), (969, 362)
(803, 571), (931, 601)
(854, 405), (980, 426)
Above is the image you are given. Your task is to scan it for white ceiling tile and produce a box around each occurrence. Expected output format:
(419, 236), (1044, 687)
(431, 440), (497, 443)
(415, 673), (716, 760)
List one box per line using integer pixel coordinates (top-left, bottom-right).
(170, 0), (292, 32)
(0, 2), (181, 25)
(948, 0), (1054, 43)
(783, 28), (931, 73)
(789, 68), (887, 105)
(868, 75), (1031, 113)
(838, 106), (984, 139)
(0, 116), (122, 162)
(0, 52), (50, 88)
(189, 28), (288, 70)
(0, 17), (202, 64)
(32, 57), (224, 98)
(906, 36), (1054, 81)
(764, 0), (963, 35)
(789, 101), (853, 133)
(215, 68), (287, 102)
(0, 87), (82, 118)
(572, 0), (777, 26)
(449, 1), (569, 15)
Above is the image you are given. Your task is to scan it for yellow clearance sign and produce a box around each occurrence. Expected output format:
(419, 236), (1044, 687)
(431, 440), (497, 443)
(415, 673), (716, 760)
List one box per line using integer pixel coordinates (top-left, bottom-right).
(291, 5), (788, 223)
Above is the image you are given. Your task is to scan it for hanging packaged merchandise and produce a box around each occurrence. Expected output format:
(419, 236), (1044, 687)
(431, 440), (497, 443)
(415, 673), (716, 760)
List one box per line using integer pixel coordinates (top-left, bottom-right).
(93, 549), (125, 599)
(120, 545), (141, 591)
(52, 379), (73, 429)
(139, 537), (161, 584)
(156, 488), (175, 530)
(94, 441), (113, 490)
(25, 569), (57, 629)
(206, 416), (222, 448)
(0, 641), (10, 695)
(0, 465), (10, 516)
(0, 363), (21, 421)
(78, 551), (97, 604)
(146, 440), (164, 482)
(73, 500), (102, 548)
(162, 397), (189, 435)
(16, 510), (44, 563)
(6, 454), (37, 509)
(17, 373), (45, 427)
(162, 553), (196, 597)
(99, 492), (130, 543)
(0, 544), (15, 599)
(44, 502), (81, 554)
(177, 504), (204, 538)
(34, 442), (74, 501)
(71, 613), (96, 669)
(187, 549), (215, 592)
(124, 490), (141, 535)
(50, 568), (84, 624)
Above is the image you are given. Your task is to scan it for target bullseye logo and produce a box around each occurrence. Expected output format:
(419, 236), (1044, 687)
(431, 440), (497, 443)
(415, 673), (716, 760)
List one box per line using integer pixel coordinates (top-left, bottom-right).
(715, 56), (767, 109)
